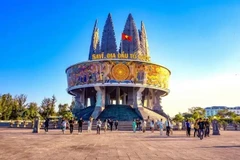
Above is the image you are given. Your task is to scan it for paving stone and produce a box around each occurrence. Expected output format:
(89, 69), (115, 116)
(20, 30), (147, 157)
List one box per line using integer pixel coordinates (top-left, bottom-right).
(0, 128), (240, 160)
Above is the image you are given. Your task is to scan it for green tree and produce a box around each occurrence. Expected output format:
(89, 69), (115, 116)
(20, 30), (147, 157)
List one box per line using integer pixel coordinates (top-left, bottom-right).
(27, 102), (39, 119)
(188, 107), (205, 119)
(40, 96), (56, 118)
(172, 113), (184, 128)
(58, 103), (69, 116)
(0, 94), (14, 120)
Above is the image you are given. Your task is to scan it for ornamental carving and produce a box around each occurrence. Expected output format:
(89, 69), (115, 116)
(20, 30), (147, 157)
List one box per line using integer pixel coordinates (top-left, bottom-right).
(111, 63), (130, 81)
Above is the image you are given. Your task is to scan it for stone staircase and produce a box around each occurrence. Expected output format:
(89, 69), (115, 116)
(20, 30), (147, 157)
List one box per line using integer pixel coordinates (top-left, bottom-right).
(97, 105), (142, 121)
(74, 106), (95, 120)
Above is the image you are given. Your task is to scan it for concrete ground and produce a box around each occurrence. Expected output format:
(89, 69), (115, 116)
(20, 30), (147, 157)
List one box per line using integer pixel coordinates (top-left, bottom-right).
(0, 128), (239, 160)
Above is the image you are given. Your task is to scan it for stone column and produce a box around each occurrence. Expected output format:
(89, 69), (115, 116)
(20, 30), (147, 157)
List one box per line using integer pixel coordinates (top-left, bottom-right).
(91, 86), (105, 119)
(147, 90), (150, 108)
(123, 93), (127, 105)
(134, 87), (145, 109)
(116, 87), (120, 105)
(127, 88), (134, 105)
(32, 116), (40, 133)
(152, 90), (165, 114)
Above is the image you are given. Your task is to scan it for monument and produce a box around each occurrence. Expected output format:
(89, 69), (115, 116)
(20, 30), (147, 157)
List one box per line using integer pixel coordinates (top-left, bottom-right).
(65, 13), (171, 121)
(212, 119), (220, 135)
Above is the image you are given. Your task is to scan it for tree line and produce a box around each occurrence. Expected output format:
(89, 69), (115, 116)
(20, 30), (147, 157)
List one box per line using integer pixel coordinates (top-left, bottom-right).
(172, 107), (240, 128)
(0, 93), (75, 120)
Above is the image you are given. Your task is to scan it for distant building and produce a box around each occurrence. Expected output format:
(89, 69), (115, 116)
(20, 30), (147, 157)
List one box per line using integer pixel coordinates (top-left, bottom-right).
(205, 106), (228, 117)
(228, 106), (240, 115)
(205, 106), (240, 117)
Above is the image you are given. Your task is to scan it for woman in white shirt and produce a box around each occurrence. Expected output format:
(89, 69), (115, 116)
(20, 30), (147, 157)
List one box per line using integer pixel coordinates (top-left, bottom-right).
(61, 119), (67, 134)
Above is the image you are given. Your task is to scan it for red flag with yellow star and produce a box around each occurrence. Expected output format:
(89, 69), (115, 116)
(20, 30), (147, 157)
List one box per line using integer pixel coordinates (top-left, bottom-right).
(122, 33), (132, 41)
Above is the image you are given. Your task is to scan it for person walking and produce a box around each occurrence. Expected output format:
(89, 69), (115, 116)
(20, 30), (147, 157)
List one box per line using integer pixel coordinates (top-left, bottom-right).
(78, 117), (84, 134)
(157, 119), (164, 135)
(142, 120), (147, 133)
(69, 118), (75, 134)
(198, 118), (205, 140)
(114, 120), (118, 130)
(61, 119), (67, 134)
(194, 119), (199, 137)
(205, 119), (210, 137)
(132, 119), (137, 133)
(44, 118), (49, 134)
(186, 119), (191, 137)
(96, 119), (102, 134)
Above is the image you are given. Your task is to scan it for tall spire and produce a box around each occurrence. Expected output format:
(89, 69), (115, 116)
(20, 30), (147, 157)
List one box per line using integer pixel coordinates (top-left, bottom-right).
(139, 21), (150, 57)
(101, 13), (117, 57)
(121, 13), (141, 56)
(88, 20), (100, 60)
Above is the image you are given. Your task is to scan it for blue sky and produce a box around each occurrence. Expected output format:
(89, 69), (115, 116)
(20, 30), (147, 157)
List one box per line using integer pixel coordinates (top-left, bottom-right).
(1, 0), (240, 115)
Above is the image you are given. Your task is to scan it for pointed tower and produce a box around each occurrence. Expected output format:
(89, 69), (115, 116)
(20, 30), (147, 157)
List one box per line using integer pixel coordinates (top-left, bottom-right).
(139, 21), (150, 57)
(121, 14), (141, 56)
(88, 20), (100, 60)
(101, 13), (117, 57)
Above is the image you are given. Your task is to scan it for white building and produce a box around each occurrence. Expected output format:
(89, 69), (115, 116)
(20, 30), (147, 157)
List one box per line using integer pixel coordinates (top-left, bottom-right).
(205, 106), (228, 117)
(205, 106), (240, 117)
(228, 106), (240, 115)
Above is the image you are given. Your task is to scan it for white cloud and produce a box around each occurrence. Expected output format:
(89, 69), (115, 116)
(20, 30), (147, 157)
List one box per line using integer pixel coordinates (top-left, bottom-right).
(162, 73), (240, 116)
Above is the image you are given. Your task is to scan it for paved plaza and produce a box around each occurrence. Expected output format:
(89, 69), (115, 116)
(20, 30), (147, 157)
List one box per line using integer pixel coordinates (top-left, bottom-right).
(0, 128), (239, 160)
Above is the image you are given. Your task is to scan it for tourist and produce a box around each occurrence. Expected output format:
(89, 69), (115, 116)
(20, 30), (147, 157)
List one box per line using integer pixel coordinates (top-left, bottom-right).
(96, 119), (102, 134)
(132, 119), (137, 133)
(87, 120), (91, 132)
(194, 119), (199, 137)
(136, 119), (139, 129)
(44, 118), (49, 134)
(205, 119), (210, 137)
(150, 120), (155, 133)
(69, 118), (75, 134)
(109, 119), (113, 131)
(61, 119), (67, 134)
(157, 119), (164, 135)
(165, 119), (171, 136)
(186, 119), (191, 137)
(78, 117), (84, 134)
(138, 120), (142, 131)
(142, 120), (147, 133)
(104, 119), (108, 133)
(197, 118), (205, 140)
(170, 123), (173, 135)
(114, 120), (118, 130)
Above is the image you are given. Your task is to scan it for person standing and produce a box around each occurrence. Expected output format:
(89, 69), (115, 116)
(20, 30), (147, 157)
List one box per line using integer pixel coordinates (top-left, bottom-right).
(186, 119), (191, 137)
(44, 118), (49, 134)
(69, 118), (75, 134)
(96, 119), (102, 134)
(87, 120), (91, 133)
(109, 119), (113, 131)
(78, 117), (84, 134)
(150, 120), (155, 133)
(104, 119), (108, 133)
(114, 120), (118, 130)
(61, 119), (67, 134)
(165, 119), (171, 136)
(142, 120), (147, 133)
(157, 119), (164, 136)
(132, 119), (137, 133)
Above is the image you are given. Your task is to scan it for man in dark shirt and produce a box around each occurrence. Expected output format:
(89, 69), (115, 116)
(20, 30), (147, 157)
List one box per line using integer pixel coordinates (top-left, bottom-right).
(205, 119), (210, 137)
(114, 120), (118, 130)
(197, 118), (205, 140)
(44, 118), (49, 133)
(69, 118), (75, 134)
(109, 119), (113, 131)
(78, 117), (84, 134)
